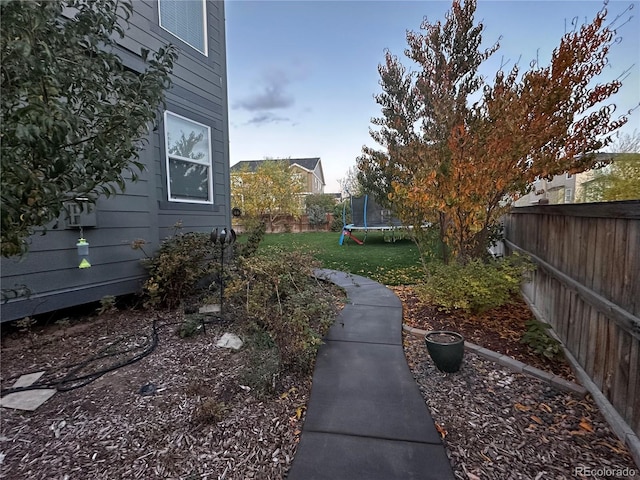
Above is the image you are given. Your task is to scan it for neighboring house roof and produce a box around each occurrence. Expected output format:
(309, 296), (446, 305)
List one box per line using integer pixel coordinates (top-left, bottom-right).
(230, 157), (325, 186)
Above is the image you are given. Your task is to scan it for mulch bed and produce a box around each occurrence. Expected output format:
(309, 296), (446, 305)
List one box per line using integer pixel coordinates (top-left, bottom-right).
(396, 286), (638, 479)
(0, 309), (309, 479)
(392, 286), (575, 381)
(1, 287), (637, 479)
(404, 335), (638, 479)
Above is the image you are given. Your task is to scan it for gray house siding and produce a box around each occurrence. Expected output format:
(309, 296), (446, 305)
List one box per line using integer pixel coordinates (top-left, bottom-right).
(1, 0), (231, 322)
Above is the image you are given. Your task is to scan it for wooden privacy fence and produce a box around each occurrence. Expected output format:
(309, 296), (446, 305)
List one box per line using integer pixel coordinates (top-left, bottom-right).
(233, 213), (336, 234)
(503, 201), (640, 444)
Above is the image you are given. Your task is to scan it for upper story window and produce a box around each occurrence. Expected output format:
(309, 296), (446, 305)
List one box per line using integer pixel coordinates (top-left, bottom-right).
(158, 0), (207, 55)
(164, 111), (213, 204)
(564, 187), (573, 204)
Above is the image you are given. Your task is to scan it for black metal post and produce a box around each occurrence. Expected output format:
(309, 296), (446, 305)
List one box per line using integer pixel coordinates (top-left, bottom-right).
(209, 227), (236, 328)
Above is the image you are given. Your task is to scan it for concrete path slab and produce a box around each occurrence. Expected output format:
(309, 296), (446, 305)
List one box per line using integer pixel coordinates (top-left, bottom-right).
(303, 340), (442, 444)
(290, 269), (454, 479)
(314, 269), (379, 288)
(288, 431), (453, 480)
(326, 304), (402, 345)
(343, 283), (402, 308)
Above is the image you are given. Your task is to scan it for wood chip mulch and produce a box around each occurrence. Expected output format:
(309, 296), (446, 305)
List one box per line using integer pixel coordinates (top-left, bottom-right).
(392, 286), (575, 381)
(1, 288), (638, 479)
(1, 310), (309, 479)
(397, 286), (639, 479)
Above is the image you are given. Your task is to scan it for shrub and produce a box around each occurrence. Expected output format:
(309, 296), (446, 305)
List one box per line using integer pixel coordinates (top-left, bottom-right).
(141, 232), (218, 308)
(418, 255), (534, 314)
(240, 329), (281, 398)
(233, 222), (266, 259)
(140, 221), (268, 308)
(521, 319), (563, 360)
(178, 314), (204, 338)
(191, 398), (230, 426)
(304, 193), (336, 213)
(226, 247), (337, 374)
(97, 295), (117, 315)
(331, 200), (350, 231)
(307, 204), (327, 229)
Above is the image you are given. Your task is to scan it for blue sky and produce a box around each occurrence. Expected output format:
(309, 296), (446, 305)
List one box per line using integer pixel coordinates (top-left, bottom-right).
(225, 0), (640, 192)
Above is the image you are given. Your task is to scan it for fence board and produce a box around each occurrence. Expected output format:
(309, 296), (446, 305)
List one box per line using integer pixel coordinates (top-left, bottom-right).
(629, 341), (640, 433)
(569, 216), (581, 281)
(585, 307), (599, 384)
(623, 224), (640, 316)
(563, 288), (572, 347)
(505, 201), (639, 442)
(604, 318), (618, 401)
(613, 328), (631, 420)
(593, 313), (608, 390)
(584, 218), (598, 292)
(563, 288), (574, 348)
(613, 220), (628, 308)
(571, 294), (584, 365)
(592, 220), (608, 299)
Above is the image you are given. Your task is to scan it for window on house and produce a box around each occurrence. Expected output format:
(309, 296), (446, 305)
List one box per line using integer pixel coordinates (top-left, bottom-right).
(158, 0), (207, 55)
(164, 111), (213, 204)
(292, 173), (304, 189)
(564, 187), (573, 204)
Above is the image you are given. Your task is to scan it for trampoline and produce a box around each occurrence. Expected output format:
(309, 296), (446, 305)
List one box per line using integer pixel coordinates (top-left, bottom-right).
(339, 195), (404, 245)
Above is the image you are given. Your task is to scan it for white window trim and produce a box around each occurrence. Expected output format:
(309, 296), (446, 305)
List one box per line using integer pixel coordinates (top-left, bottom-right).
(564, 187), (573, 204)
(158, 0), (208, 56)
(164, 111), (214, 204)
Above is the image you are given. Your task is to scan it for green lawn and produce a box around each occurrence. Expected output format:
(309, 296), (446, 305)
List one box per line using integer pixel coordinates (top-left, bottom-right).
(255, 230), (427, 285)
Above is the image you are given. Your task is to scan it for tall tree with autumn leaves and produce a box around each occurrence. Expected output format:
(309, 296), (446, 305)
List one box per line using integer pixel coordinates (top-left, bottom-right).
(358, 0), (629, 264)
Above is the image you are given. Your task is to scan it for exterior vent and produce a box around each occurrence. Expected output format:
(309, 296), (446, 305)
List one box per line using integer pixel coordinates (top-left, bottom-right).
(64, 202), (97, 228)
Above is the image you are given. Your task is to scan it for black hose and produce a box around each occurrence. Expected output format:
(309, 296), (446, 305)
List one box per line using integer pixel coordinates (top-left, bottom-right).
(0, 317), (163, 396)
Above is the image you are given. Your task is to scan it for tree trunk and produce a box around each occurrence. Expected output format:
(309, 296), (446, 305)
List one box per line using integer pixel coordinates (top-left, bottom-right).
(438, 212), (450, 265)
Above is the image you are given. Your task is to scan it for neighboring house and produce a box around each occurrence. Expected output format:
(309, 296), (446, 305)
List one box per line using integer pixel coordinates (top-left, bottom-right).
(1, 0), (231, 322)
(327, 193), (343, 204)
(514, 153), (616, 206)
(230, 158), (326, 195)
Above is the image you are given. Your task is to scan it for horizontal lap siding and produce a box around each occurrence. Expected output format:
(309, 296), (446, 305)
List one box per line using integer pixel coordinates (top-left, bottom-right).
(0, 171), (155, 321)
(0, 0), (230, 322)
(146, 0), (231, 241)
(503, 201), (640, 439)
(114, 0), (231, 237)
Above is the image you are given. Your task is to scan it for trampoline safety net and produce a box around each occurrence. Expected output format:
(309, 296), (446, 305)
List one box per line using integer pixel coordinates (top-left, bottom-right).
(349, 195), (403, 228)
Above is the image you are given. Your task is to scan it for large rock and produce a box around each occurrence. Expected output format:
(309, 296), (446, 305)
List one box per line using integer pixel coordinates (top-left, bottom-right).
(216, 333), (243, 351)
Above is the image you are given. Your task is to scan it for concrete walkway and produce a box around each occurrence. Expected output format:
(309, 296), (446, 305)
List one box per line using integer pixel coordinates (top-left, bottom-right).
(287, 269), (454, 480)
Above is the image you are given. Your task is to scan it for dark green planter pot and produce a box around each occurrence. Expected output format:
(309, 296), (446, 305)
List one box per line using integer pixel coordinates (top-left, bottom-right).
(424, 331), (464, 373)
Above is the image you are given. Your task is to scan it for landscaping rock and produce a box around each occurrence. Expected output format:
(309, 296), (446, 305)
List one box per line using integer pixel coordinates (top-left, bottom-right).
(216, 332), (243, 350)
